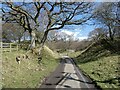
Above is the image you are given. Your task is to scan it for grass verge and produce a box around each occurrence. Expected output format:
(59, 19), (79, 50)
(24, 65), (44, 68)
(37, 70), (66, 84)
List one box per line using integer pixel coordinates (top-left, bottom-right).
(2, 47), (59, 88)
(76, 55), (119, 88)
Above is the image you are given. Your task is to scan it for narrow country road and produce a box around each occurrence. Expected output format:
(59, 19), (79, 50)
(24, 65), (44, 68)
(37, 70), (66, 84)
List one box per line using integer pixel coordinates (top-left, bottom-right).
(40, 56), (98, 89)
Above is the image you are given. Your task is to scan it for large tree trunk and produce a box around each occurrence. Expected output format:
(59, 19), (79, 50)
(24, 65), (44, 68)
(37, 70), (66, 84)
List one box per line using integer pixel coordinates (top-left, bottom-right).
(24, 32), (26, 41)
(18, 38), (21, 43)
(27, 30), (36, 50)
(37, 38), (45, 63)
(31, 30), (36, 48)
(38, 30), (49, 56)
(108, 25), (114, 41)
(36, 30), (50, 63)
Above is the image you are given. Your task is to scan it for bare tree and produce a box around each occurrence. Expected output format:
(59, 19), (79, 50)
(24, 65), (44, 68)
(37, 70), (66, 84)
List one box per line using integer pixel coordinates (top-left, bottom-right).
(94, 2), (120, 40)
(88, 28), (107, 41)
(2, 23), (24, 43)
(2, 2), (93, 56)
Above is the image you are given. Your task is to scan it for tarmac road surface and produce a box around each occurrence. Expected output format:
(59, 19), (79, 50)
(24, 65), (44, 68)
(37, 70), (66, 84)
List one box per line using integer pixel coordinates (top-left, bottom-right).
(40, 56), (98, 89)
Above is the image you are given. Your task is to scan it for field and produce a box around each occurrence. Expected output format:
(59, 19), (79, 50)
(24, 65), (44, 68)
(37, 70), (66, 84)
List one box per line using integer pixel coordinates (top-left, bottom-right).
(2, 46), (59, 88)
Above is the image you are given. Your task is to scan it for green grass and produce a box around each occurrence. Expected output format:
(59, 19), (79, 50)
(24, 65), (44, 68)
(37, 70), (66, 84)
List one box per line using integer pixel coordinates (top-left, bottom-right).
(74, 43), (120, 88)
(77, 55), (119, 88)
(2, 47), (59, 88)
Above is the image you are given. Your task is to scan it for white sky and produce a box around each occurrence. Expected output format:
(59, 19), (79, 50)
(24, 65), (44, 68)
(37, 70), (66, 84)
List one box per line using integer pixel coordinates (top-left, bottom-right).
(59, 28), (88, 41)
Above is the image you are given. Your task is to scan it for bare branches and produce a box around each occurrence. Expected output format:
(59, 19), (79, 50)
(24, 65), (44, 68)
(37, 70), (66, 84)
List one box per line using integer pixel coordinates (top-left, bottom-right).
(34, 2), (46, 24)
(93, 2), (120, 40)
(43, 2), (93, 31)
(2, 2), (93, 45)
(66, 14), (94, 25)
(6, 2), (33, 19)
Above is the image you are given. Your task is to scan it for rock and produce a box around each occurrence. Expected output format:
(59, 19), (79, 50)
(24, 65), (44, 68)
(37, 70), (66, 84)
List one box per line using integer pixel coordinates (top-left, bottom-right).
(35, 68), (39, 71)
(2, 78), (4, 80)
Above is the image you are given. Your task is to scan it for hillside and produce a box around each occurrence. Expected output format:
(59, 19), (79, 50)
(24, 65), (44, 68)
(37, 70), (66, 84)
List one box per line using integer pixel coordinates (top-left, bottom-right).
(74, 39), (120, 88)
(2, 46), (59, 88)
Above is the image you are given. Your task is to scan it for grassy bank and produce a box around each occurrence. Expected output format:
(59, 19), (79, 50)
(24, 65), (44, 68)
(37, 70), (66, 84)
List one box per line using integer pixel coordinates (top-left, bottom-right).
(76, 55), (119, 88)
(2, 46), (59, 88)
(74, 40), (120, 88)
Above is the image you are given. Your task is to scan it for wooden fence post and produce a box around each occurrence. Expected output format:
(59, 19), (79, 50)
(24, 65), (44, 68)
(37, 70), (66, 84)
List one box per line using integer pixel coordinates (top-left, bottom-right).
(10, 43), (11, 52)
(0, 42), (2, 52)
